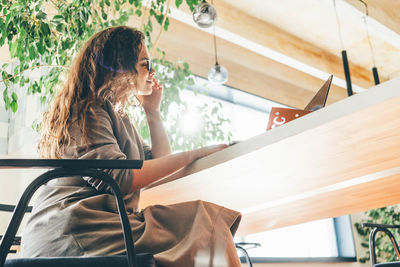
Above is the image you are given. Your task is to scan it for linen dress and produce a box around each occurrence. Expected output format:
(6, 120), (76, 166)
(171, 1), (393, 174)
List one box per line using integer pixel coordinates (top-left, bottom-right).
(21, 100), (242, 267)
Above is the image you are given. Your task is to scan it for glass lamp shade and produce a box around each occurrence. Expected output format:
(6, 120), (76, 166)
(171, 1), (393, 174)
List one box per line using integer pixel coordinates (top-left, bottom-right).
(193, 1), (217, 28)
(208, 63), (228, 84)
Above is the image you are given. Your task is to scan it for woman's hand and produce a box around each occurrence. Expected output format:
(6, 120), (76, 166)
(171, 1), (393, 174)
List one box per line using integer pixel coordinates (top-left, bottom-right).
(136, 78), (163, 114)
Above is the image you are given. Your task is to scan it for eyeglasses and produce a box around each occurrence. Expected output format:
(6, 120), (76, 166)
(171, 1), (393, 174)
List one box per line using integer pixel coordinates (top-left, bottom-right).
(145, 59), (152, 72)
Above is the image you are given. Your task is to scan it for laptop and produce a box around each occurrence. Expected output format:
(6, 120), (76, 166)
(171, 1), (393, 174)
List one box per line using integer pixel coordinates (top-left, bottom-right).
(266, 75), (333, 130)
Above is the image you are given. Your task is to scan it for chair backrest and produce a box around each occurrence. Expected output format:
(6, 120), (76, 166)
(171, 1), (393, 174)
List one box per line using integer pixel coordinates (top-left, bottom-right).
(0, 159), (143, 267)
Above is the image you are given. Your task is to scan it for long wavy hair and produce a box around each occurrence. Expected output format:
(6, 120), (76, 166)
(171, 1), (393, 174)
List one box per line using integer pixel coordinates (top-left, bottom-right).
(38, 26), (145, 159)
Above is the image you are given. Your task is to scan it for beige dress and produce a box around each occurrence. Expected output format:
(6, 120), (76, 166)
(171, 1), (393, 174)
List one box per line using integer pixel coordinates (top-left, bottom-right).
(21, 100), (242, 267)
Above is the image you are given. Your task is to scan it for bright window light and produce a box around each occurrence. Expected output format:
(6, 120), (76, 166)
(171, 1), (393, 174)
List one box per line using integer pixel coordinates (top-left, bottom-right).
(236, 219), (338, 258)
(179, 109), (204, 136)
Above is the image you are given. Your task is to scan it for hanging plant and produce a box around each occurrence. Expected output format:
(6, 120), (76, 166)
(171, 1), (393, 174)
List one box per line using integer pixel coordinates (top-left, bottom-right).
(0, 0), (231, 150)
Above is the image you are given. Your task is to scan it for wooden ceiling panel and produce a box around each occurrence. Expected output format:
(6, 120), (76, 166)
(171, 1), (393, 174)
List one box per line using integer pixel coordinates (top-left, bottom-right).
(198, 0), (374, 88)
(151, 18), (348, 108)
(345, 0), (400, 35)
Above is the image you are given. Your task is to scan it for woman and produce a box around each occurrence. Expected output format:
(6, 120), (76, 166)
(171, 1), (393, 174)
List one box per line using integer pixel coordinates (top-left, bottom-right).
(21, 26), (242, 266)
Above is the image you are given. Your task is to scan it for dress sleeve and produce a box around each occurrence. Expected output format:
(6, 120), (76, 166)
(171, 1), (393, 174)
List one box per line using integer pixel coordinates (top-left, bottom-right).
(140, 137), (153, 160)
(67, 106), (134, 195)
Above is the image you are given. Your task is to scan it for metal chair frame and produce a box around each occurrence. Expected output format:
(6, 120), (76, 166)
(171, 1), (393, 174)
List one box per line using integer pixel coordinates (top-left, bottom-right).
(235, 242), (261, 267)
(0, 159), (143, 267)
(363, 223), (400, 266)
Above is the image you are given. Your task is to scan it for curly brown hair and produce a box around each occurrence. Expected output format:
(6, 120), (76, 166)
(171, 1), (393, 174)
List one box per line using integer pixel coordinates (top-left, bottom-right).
(38, 26), (145, 158)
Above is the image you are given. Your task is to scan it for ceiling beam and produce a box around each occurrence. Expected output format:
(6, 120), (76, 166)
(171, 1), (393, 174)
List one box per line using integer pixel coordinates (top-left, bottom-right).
(344, 0), (400, 36)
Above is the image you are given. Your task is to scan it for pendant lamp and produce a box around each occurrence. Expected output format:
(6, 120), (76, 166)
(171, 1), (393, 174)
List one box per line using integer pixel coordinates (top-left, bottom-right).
(208, 25), (228, 84)
(193, 0), (217, 28)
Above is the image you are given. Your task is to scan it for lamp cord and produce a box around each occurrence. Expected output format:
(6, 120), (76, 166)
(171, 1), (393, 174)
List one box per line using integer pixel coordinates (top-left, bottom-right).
(359, 0), (377, 67)
(211, 0), (218, 64)
(213, 25), (218, 64)
(333, 0), (345, 51)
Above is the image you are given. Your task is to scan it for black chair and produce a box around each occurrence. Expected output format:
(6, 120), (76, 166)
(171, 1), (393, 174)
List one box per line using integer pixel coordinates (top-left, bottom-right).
(363, 223), (400, 267)
(0, 159), (156, 267)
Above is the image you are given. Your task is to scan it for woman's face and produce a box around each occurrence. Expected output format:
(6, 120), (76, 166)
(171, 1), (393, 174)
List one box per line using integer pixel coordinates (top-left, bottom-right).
(135, 44), (155, 95)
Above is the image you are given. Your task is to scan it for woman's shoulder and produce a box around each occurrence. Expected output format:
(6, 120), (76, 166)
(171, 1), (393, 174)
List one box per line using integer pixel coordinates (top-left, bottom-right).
(91, 99), (113, 115)
(85, 99), (121, 122)
(70, 99), (132, 133)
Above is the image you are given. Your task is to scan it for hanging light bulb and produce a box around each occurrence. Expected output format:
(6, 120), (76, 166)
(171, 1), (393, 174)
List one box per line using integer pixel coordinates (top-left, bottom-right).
(208, 62), (228, 84)
(193, 0), (217, 28)
(208, 15), (228, 85)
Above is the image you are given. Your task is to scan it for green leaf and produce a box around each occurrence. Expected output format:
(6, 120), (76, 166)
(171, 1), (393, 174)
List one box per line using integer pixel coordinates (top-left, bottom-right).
(9, 2), (22, 11)
(175, 0), (183, 8)
(45, 38), (52, 48)
(5, 13), (11, 28)
(10, 40), (18, 57)
(10, 100), (18, 112)
(56, 23), (64, 32)
(40, 23), (50, 36)
(186, 0), (196, 12)
(19, 77), (25, 87)
(105, 0), (111, 6)
(36, 11), (47, 20)
(3, 89), (10, 110)
(29, 45), (35, 60)
(52, 15), (64, 21)
(36, 41), (45, 54)
(163, 17), (170, 31)
(135, 9), (142, 16)
(11, 92), (17, 101)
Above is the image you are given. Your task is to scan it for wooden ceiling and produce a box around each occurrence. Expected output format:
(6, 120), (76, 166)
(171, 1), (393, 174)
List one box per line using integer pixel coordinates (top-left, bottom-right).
(1, 0), (398, 110)
(147, 0), (400, 109)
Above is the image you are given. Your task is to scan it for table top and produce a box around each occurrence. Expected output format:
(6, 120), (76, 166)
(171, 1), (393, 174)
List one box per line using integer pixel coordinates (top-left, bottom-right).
(140, 78), (400, 237)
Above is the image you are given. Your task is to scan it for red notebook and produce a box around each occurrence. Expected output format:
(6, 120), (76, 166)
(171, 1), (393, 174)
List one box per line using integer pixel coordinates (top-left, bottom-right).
(266, 75), (333, 131)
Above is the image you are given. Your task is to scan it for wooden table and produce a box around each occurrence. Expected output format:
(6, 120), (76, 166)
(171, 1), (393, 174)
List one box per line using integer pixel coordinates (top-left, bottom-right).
(140, 78), (400, 237)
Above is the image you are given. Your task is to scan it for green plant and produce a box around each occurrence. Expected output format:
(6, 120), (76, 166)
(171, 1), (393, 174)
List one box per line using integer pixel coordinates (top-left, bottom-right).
(354, 206), (400, 263)
(0, 0), (231, 151)
(129, 49), (231, 151)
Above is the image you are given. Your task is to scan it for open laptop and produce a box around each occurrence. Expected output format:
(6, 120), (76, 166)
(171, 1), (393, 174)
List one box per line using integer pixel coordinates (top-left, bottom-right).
(266, 75), (333, 130)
